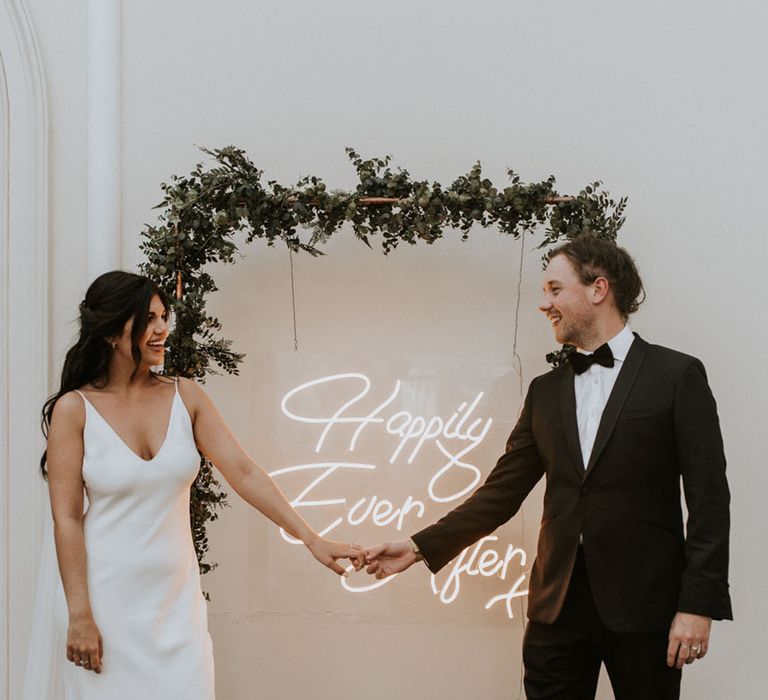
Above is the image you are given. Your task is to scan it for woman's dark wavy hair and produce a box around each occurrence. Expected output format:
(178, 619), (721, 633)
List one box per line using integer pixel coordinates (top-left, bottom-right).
(40, 271), (170, 477)
(547, 233), (645, 320)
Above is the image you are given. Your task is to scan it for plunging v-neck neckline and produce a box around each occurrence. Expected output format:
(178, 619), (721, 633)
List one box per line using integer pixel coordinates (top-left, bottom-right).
(80, 386), (178, 464)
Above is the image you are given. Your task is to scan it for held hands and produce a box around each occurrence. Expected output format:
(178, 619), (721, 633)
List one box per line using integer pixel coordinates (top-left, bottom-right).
(306, 536), (422, 579)
(67, 613), (103, 673)
(306, 536), (365, 576)
(363, 540), (421, 579)
(667, 612), (712, 669)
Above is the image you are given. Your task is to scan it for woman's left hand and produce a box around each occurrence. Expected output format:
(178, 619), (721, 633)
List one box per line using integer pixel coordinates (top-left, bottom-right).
(306, 537), (365, 576)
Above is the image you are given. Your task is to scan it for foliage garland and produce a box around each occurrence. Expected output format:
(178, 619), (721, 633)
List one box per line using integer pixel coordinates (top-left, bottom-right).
(138, 145), (627, 576)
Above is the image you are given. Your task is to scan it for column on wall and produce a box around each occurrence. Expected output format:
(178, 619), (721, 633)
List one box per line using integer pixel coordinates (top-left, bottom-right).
(0, 0), (49, 698)
(87, 0), (121, 277)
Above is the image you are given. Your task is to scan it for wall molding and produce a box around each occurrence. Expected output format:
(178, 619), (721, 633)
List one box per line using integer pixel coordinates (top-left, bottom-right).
(87, 0), (121, 277)
(0, 0), (48, 697)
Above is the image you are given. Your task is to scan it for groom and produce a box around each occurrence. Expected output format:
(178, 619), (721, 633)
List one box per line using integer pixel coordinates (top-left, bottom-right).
(364, 234), (732, 699)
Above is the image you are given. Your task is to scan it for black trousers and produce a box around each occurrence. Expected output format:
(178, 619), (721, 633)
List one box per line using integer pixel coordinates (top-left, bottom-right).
(522, 548), (681, 700)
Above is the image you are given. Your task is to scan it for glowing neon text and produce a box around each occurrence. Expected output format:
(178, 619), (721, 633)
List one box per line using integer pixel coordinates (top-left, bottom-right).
(270, 372), (529, 618)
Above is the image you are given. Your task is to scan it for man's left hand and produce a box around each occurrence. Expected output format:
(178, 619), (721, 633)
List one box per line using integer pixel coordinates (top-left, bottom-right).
(667, 612), (712, 669)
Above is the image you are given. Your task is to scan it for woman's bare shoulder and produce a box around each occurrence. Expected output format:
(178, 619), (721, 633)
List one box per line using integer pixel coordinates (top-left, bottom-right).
(174, 376), (209, 415)
(175, 376), (205, 394)
(50, 391), (86, 429)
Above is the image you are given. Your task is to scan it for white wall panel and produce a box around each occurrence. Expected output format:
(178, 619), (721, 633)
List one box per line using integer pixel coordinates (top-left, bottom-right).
(0, 1), (48, 698)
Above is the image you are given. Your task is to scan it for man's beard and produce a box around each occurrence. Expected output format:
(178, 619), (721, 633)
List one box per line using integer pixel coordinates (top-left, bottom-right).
(556, 315), (594, 349)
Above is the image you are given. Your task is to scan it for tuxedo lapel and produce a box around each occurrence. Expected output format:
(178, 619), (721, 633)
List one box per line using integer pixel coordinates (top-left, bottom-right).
(559, 365), (586, 476)
(584, 335), (648, 479)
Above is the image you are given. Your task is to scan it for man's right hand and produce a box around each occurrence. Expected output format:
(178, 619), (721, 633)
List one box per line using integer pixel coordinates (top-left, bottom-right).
(364, 540), (421, 579)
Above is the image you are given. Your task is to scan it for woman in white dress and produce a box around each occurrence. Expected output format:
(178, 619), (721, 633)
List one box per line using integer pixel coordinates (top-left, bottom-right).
(40, 271), (363, 699)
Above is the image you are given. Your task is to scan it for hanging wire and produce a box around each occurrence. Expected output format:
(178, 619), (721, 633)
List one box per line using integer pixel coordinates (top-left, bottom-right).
(511, 229), (526, 394)
(511, 230), (527, 700)
(288, 246), (299, 351)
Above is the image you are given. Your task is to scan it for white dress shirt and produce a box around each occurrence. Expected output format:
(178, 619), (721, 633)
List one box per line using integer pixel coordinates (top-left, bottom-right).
(574, 325), (635, 469)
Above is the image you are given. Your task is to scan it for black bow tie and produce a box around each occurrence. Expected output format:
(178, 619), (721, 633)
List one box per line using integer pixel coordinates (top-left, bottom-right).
(568, 343), (615, 375)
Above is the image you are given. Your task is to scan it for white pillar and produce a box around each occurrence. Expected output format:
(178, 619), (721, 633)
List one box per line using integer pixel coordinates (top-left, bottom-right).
(87, 0), (121, 279)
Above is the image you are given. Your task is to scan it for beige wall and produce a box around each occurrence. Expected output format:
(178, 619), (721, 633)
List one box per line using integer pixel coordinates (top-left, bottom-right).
(15, 1), (768, 698)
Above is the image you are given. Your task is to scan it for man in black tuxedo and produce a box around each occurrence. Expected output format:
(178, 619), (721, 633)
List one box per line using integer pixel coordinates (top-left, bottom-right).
(364, 234), (732, 699)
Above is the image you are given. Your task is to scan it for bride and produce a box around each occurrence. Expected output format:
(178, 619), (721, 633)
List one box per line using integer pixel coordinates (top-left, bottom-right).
(34, 270), (363, 698)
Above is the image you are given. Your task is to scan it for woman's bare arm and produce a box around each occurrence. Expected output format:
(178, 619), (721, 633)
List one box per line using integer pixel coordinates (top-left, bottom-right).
(47, 392), (102, 672)
(178, 379), (362, 575)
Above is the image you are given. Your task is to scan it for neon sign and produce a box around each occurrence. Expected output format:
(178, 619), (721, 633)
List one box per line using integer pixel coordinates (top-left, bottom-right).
(269, 372), (529, 618)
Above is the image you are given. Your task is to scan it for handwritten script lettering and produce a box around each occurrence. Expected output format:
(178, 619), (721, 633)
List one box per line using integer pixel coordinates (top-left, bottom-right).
(270, 372), (529, 618)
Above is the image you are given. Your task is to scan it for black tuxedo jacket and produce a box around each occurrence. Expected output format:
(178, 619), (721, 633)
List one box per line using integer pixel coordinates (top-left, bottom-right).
(413, 335), (733, 633)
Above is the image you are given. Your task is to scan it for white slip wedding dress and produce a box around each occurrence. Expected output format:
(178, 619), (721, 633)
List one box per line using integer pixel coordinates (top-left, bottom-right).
(58, 380), (215, 699)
